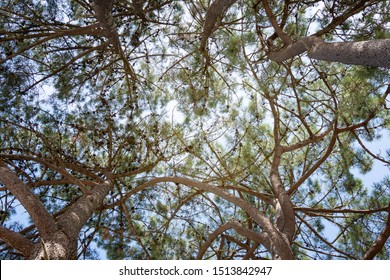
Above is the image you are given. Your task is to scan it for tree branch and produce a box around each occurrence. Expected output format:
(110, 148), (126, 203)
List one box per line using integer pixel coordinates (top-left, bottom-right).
(363, 210), (390, 259)
(197, 220), (269, 259)
(56, 180), (113, 239)
(122, 176), (294, 259)
(0, 160), (58, 239)
(200, 0), (237, 52)
(262, 0), (293, 45)
(0, 225), (35, 257)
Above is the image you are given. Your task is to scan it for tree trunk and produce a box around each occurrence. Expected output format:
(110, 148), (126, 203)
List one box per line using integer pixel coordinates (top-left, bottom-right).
(268, 37), (390, 68)
(29, 231), (78, 260)
(0, 160), (113, 259)
(308, 39), (390, 68)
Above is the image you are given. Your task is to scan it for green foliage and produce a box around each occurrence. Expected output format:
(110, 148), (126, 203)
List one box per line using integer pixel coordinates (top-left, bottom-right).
(0, 0), (389, 260)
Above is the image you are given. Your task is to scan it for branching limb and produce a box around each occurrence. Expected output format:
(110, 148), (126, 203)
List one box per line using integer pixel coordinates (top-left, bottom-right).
(0, 160), (58, 239)
(200, 0), (237, 52)
(196, 220), (269, 259)
(262, 0), (293, 45)
(0, 225), (35, 257)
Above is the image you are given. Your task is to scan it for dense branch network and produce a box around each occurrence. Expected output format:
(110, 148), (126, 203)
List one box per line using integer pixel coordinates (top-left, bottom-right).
(0, 0), (389, 260)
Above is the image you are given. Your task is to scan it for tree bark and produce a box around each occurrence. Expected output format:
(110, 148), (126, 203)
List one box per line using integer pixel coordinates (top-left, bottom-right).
(92, 0), (120, 53)
(308, 39), (390, 68)
(363, 211), (390, 259)
(0, 160), (113, 259)
(0, 160), (58, 239)
(200, 0), (237, 52)
(269, 37), (390, 68)
(29, 181), (113, 259)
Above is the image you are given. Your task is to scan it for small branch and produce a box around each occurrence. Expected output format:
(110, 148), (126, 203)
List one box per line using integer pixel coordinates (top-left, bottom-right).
(262, 0), (293, 45)
(296, 214), (356, 259)
(197, 220), (269, 259)
(120, 201), (151, 260)
(294, 206), (390, 215)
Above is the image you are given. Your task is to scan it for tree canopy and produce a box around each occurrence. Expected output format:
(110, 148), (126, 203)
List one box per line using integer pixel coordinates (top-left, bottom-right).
(0, 0), (389, 260)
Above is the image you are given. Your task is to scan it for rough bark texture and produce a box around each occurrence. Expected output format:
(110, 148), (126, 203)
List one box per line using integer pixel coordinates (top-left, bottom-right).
(29, 181), (113, 259)
(308, 39), (390, 68)
(0, 160), (113, 259)
(363, 212), (390, 259)
(269, 37), (390, 69)
(0, 160), (58, 239)
(0, 226), (35, 257)
(92, 0), (121, 53)
(200, 0), (237, 52)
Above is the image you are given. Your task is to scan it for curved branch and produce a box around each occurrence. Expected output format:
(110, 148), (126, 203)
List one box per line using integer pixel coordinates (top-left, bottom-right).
(363, 210), (390, 259)
(126, 176), (294, 259)
(196, 220), (269, 259)
(262, 0), (293, 45)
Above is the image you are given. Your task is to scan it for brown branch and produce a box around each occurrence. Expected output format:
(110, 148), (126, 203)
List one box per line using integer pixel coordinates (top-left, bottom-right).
(120, 201), (151, 260)
(56, 180), (113, 239)
(308, 39), (390, 68)
(363, 210), (390, 259)
(287, 128), (338, 195)
(200, 0), (237, 52)
(294, 206), (390, 215)
(313, 0), (377, 37)
(267, 97), (295, 244)
(0, 154), (92, 195)
(0, 225), (35, 257)
(268, 36), (323, 62)
(268, 36), (390, 69)
(0, 24), (101, 64)
(0, 160), (58, 239)
(92, 0), (121, 53)
(262, 0), (293, 45)
(296, 214), (356, 259)
(196, 220), (269, 259)
(119, 176), (294, 259)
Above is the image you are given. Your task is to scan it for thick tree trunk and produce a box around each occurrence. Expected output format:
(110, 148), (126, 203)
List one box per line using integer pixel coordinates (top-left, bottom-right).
(29, 231), (78, 260)
(0, 160), (113, 259)
(308, 39), (390, 68)
(269, 37), (390, 68)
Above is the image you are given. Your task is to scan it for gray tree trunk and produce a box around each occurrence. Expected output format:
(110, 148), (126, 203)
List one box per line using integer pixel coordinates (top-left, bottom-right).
(269, 37), (390, 68)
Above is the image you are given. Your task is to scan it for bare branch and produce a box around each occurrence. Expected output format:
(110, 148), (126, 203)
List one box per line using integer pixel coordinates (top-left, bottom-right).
(197, 220), (269, 259)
